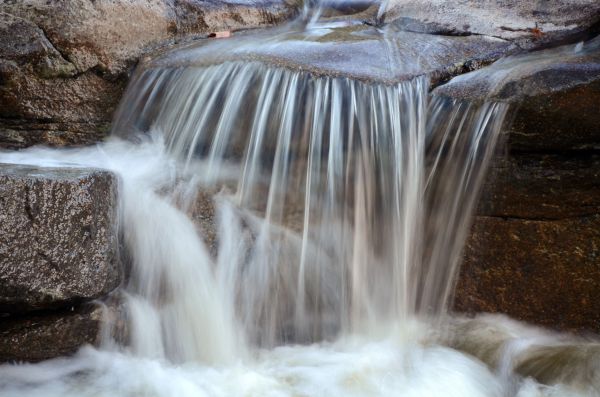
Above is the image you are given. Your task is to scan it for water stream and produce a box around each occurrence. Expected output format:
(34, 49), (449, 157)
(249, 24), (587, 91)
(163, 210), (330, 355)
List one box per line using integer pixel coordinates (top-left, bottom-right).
(0, 7), (598, 397)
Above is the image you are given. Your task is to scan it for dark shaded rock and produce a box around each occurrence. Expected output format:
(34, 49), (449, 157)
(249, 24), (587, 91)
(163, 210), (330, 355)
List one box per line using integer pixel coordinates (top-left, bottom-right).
(0, 297), (129, 363)
(384, 0), (600, 50)
(0, 164), (120, 312)
(0, 0), (297, 148)
(507, 80), (600, 152)
(0, 304), (105, 363)
(478, 154), (600, 220)
(455, 215), (600, 334)
(448, 36), (600, 333)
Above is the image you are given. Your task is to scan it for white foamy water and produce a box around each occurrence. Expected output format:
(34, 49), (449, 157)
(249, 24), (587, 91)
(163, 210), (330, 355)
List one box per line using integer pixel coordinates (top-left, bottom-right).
(0, 135), (597, 397)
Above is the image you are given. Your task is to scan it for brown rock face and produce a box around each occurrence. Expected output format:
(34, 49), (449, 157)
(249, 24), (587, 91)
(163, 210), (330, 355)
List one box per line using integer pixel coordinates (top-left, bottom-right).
(0, 304), (104, 363)
(440, 33), (600, 334)
(477, 154), (600, 220)
(0, 164), (120, 312)
(0, 0), (297, 148)
(456, 151), (600, 334)
(457, 215), (600, 333)
(508, 80), (600, 152)
(454, 94), (600, 334)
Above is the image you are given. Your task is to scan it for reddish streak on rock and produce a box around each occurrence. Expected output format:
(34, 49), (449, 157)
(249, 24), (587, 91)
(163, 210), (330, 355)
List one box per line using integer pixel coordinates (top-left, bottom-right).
(209, 31), (232, 39)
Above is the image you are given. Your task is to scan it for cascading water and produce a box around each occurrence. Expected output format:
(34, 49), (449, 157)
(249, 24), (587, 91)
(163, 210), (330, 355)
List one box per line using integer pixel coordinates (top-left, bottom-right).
(112, 60), (508, 350)
(0, 8), (598, 397)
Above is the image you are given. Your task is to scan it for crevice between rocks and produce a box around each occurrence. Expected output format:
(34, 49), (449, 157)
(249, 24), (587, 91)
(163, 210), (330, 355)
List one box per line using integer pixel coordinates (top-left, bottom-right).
(476, 214), (600, 222)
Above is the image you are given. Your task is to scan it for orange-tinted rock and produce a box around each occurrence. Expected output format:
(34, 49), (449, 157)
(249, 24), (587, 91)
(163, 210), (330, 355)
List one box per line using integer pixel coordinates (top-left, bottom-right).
(456, 215), (600, 333)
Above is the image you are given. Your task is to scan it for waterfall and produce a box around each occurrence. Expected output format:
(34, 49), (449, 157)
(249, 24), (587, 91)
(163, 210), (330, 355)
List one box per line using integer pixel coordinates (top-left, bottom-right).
(1, 11), (597, 397)
(109, 59), (508, 354)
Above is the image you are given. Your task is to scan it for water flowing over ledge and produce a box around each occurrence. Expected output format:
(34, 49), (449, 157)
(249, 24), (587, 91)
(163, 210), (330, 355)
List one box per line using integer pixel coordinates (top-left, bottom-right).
(111, 60), (509, 353)
(1, 10), (599, 397)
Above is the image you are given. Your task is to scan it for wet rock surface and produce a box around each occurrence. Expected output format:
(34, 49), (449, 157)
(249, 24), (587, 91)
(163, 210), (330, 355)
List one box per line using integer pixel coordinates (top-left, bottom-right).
(147, 22), (514, 84)
(0, 0), (296, 148)
(384, 0), (600, 50)
(0, 164), (120, 312)
(446, 315), (600, 388)
(449, 36), (600, 334)
(0, 304), (105, 363)
(433, 35), (600, 104)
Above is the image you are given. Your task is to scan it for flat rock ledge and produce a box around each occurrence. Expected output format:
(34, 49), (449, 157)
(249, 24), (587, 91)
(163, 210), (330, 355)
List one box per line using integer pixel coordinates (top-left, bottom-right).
(0, 164), (121, 313)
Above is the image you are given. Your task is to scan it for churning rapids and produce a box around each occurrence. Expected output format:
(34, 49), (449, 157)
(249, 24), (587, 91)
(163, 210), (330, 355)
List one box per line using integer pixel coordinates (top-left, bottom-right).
(1, 5), (599, 397)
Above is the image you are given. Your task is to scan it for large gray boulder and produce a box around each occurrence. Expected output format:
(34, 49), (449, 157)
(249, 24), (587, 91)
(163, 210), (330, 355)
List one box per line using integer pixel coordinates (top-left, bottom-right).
(0, 0), (297, 148)
(0, 164), (120, 312)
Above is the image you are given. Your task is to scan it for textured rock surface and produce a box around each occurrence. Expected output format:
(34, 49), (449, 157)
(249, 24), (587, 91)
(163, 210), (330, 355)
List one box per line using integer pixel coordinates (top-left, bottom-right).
(507, 79), (600, 152)
(446, 316), (600, 388)
(188, 188), (219, 255)
(0, 304), (104, 363)
(451, 35), (600, 333)
(477, 154), (600, 220)
(434, 35), (600, 104)
(383, 0), (600, 50)
(0, 164), (120, 312)
(0, 0), (297, 148)
(455, 122), (600, 335)
(146, 23), (513, 84)
(0, 298), (129, 363)
(456, 215), (600, 333)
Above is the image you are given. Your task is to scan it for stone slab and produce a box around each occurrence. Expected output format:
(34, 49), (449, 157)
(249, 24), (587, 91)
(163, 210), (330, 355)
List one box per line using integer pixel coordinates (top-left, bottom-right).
(0, 164), (120, 312)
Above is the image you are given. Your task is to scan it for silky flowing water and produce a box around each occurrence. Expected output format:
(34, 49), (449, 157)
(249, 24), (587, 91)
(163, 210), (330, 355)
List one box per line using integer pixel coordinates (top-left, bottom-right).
(0, 10), (599, 397)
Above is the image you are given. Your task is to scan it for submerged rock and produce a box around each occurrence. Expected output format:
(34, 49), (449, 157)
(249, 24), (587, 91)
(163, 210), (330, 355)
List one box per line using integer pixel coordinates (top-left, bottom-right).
(0, 164), (120, 312)
(446, 315), (600, 390)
